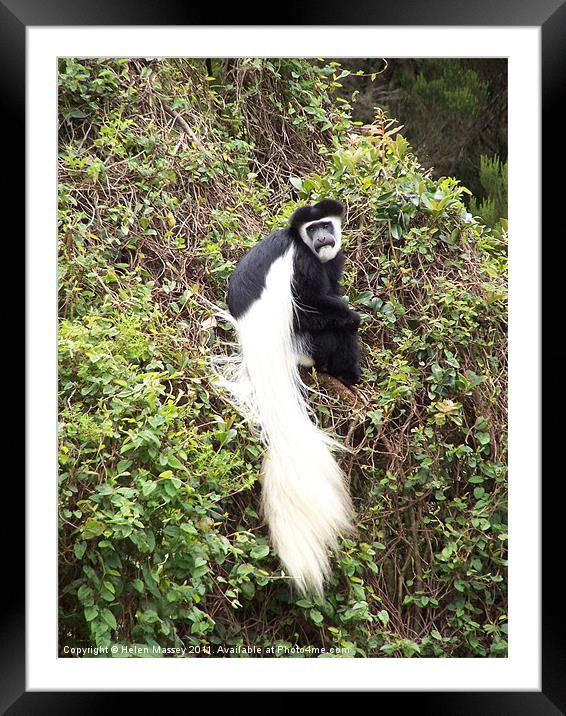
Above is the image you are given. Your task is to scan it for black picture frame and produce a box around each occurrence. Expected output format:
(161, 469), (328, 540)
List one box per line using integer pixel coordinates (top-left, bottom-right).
(11, 0), (556, 711)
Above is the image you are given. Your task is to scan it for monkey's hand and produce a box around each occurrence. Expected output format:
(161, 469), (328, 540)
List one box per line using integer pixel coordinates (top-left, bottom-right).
(346, 309), (361, 331)
(335, 363), (362, 386)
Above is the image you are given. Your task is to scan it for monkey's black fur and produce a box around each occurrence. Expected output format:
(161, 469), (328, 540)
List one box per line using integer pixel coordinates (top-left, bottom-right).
(228, 200), (361, 385)
(288, 199), (344, 230)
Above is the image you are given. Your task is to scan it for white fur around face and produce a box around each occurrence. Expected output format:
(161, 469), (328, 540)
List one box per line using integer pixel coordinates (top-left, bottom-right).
(298, 216), (342, 263)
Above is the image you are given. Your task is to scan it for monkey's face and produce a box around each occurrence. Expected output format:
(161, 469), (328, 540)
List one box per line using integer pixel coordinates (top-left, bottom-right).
(299, 218), (342, 262)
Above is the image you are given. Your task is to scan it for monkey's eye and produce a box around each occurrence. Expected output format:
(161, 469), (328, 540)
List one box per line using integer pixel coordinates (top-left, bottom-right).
(307, 222), (332, 238)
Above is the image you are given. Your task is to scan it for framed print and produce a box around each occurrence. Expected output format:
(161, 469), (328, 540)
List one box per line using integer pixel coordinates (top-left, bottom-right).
(11, 0), (557, 710)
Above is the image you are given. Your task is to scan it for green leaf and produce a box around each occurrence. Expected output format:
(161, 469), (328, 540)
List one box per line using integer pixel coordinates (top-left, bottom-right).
(101, 608), (117, 630)
(74, 541), (87, 559)
(142, 481), (157, 497)
(377, 610), (390, 626)
(163, 478), (181, 498)
(131, 579), (144, 594)
(84, 605), (98, 622)
(82, 519), (106, 540)
(309, 609), (324, 626)
(250, 544), (270, 560)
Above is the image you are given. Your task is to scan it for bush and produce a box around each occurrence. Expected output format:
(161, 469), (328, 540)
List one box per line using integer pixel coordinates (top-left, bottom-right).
(469, 154), (508, 234)
(58, 58), (507, 658)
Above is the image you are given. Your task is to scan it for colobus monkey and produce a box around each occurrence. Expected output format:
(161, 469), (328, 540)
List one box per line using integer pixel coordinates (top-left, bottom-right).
(223, 199), (361, 596)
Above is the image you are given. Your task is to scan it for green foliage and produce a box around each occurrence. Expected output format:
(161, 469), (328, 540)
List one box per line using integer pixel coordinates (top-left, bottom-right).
(354, 58), (507, 201)
(59, 58), (507, 658)
(469, 154), (508, 233)
(407, 59), (489, 115)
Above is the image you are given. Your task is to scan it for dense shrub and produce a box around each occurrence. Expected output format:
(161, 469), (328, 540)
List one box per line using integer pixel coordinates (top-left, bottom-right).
(469, 154), (508, 235)
(58, 58), (507, 657)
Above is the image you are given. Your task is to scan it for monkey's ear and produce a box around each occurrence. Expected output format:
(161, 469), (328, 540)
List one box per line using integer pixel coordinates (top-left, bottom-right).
(314, 199), (345, 218)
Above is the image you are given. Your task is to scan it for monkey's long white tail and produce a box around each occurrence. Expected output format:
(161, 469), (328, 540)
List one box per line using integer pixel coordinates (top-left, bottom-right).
(217, 246), (354, 596)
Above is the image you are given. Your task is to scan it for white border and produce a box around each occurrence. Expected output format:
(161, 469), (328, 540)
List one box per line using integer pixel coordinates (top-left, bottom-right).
(27, 27), (541, 691)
